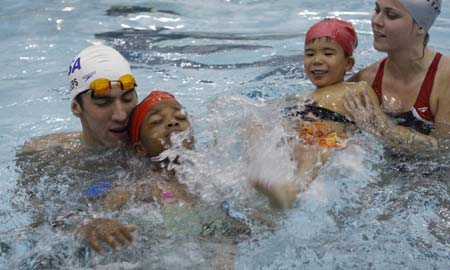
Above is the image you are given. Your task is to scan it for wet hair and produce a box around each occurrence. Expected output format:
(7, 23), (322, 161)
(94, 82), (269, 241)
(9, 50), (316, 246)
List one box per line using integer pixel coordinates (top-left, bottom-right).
(418, 33), (430, 60)
(75, 92), (85, 109)
(424, 32), (430, 48)
(411, 19), (430, 60)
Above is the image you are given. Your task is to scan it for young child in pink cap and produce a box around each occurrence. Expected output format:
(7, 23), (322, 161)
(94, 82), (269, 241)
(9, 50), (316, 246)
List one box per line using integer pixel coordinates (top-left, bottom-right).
(82, 90), (197, 253)
(102, 90), (197, 211)
(251, 18), (386, 209)
(87, 91), (250, 260)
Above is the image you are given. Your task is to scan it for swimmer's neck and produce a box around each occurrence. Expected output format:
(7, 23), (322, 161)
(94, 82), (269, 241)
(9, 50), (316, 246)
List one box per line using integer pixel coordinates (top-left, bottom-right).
(80, 132), (129, 152)
(314, 80), (348, 90)
(313, 81), (356, 93)
(79, 132), (106, 151)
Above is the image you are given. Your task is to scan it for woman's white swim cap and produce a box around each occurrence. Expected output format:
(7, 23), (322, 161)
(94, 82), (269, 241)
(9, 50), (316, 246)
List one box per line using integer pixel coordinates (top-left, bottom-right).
(68, 45), (132, 100)
(398, 0), (442, 31)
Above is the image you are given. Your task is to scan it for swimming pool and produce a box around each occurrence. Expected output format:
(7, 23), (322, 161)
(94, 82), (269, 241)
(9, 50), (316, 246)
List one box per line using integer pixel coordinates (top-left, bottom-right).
(1, 0), (450, 269)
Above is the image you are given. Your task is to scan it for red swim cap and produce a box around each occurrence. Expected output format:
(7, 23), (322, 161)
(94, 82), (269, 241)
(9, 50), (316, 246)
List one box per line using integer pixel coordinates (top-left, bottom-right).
(129, 90), (175, 145)
(305, 18), (357, 56)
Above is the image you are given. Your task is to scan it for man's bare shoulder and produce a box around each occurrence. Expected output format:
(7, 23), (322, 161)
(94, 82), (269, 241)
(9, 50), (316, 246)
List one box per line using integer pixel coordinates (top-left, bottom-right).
(21, 131), (82, 153)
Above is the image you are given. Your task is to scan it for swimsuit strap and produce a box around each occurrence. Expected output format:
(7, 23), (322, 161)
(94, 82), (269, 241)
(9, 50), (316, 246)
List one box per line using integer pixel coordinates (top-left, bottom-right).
(412, 52), (442, 122)
(286, 105), (354, 124)
(371, 58), (387, 103)
(372, 53), (442, 122)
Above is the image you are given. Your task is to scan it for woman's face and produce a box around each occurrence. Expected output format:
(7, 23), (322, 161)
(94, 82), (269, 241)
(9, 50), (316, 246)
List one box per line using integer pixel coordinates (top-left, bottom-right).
(371, 0), (420, 52)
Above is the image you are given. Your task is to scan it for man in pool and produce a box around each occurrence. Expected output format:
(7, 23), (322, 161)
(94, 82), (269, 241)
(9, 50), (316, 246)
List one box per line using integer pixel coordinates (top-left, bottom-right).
(69, 45), (139, 149)
(69, 45), (141, 252)
(23, 44), (138, 151)
(18, 45), (139, 253)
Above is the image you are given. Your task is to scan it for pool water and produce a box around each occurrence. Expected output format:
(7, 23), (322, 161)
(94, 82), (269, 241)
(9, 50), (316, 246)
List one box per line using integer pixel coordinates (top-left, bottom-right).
(1, 0), (450, 269)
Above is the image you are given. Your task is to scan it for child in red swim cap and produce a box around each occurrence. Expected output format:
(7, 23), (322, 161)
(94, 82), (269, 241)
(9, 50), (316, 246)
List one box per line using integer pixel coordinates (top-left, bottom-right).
(129, 90), (195, 159)
(99, 91), (250, 263)
(251, 18), (386, 209)
(304, 18), (358, 88)
(103, 90), (196, 210)
(83, 90), (198, 253)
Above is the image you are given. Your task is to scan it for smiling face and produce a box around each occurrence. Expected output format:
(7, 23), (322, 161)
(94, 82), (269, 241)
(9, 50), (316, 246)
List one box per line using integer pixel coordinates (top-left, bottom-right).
(304, 38), (355, 88)
(371, 0), (422, 52)
(135, 99), (194, 157)
(72, 85), (138, 148)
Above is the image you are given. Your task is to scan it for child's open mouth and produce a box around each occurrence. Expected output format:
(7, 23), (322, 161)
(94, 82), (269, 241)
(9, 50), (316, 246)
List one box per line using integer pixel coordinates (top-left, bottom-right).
(311, 70), (328, 79)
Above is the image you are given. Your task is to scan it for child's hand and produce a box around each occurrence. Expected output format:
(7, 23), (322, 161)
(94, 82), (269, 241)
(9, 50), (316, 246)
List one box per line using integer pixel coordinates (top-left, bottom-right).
(82, 218), (136, 253)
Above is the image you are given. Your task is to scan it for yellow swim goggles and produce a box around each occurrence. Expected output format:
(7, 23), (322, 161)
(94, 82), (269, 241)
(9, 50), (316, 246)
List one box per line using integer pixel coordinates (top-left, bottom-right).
(88, 74), (137, 96)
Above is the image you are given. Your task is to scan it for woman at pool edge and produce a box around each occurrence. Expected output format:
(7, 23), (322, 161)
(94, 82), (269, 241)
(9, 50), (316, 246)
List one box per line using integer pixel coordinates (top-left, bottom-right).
(344, 0), (450, 152)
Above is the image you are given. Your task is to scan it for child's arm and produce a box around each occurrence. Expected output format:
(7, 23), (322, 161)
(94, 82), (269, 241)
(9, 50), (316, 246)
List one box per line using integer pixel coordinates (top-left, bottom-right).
(250, 179), (299, 209)
(249, 144), (323, 209)
(245, 123), (298, 209)
(103, 187), (132, 211)
(247, 122), (325, 209)
(274, 143), (327, 208)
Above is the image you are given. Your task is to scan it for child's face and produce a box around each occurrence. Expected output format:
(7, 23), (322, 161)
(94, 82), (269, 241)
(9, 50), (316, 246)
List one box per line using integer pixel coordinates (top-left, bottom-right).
(137, 99), (194, 157)
(304, 38), (354, 88)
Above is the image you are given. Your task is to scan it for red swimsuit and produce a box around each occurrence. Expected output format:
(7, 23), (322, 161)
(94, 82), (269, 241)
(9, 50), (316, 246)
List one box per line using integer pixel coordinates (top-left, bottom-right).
(372, 53), (442, 134)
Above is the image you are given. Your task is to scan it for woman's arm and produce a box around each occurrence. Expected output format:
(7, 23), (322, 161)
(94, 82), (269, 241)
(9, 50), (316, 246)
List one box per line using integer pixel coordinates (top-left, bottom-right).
(430, 82), (450, 151)
(344, 87), (438, 153)
(344, 58), (450, 153)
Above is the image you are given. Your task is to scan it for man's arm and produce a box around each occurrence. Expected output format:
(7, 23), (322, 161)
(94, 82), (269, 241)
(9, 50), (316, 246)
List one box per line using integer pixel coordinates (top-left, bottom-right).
(81, 218), (136, 253)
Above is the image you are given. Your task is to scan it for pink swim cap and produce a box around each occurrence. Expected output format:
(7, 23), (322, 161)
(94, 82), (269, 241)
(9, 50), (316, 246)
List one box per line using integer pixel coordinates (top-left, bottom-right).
(305, 18), (358, 56)
(129, 91), (176, 145)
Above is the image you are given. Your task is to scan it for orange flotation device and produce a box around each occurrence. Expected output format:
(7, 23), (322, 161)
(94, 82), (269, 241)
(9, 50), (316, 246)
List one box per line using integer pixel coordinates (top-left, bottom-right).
(299, 122), (348, 148)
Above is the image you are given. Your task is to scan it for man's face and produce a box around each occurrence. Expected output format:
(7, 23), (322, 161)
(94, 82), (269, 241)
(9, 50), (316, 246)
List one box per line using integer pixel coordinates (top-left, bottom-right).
(138, 99), (194, 157)
(72, 84), (138, 148)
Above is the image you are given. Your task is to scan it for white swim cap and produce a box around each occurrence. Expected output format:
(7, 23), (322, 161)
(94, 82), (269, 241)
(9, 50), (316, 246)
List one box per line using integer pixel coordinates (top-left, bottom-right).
(68, 45), (132, 100)
(398, 0), (442, 31)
